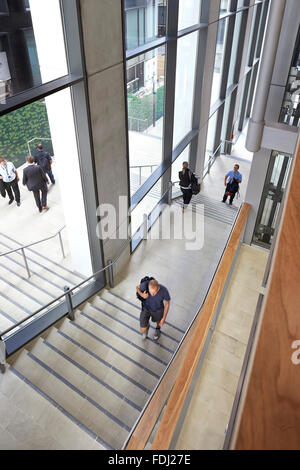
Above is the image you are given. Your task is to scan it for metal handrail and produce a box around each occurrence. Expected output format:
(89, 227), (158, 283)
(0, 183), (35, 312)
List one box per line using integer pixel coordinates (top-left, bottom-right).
(0, 182), (175, 339)
(0, 226), (66, 257)
(27, 137), (52, 157)
(130, 164), (159, 186)
(0, 226), (66, 279)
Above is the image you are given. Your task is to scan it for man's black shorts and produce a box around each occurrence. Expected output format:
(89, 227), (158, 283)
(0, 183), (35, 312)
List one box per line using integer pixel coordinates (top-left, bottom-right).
(140, 307), (164, 328)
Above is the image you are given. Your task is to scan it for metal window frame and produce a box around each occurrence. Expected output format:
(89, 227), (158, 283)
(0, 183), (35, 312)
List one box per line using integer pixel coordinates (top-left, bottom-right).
(123, 0), (270, 250)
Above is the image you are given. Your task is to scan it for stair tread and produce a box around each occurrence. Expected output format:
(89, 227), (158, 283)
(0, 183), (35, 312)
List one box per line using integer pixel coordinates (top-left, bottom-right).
(30, 338), (140, 428)
(59, 319), (158, 391)
(12, 349), (129, 449)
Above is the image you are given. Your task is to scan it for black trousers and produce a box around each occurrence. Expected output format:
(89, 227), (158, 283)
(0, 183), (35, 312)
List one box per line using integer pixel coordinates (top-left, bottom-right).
(223, 185), (237, 204)
(33, 188), (47, 210)
(181, 188), (193, 206)
(4, 179), (21, 203)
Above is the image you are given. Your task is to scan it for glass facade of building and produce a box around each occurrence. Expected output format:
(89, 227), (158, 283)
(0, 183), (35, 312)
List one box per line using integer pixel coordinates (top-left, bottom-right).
(123, 0), (270, 246)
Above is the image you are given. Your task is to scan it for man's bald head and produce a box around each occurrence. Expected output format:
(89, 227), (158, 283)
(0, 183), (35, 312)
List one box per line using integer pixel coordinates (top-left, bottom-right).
(149, 279), (159, 296)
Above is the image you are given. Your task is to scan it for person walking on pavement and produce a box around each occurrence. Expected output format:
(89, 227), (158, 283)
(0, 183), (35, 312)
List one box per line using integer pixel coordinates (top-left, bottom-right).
(0, 157), (21, 206)
(136, 279), (171, 341)
(23, 156), (50, 213)
(222, 164), (242, 205)
(34, 144), (55, 185)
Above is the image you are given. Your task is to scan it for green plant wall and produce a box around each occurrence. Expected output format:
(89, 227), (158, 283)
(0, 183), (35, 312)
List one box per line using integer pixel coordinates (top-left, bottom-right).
(0, 100), (52, 169)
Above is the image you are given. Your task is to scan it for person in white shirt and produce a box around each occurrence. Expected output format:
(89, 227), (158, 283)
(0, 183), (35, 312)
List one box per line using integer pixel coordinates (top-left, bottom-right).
(0, 157), (21, 206)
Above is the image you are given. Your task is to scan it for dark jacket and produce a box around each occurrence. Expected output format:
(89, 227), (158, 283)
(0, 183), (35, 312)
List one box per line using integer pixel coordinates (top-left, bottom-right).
(34, 151), (52, 172)
(179, 169), (196, 188)
(23, 164), (48, 192)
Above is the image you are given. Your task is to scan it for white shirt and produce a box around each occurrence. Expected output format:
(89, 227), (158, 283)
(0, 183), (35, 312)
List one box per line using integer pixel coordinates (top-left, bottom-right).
(0, 162), (17, 183)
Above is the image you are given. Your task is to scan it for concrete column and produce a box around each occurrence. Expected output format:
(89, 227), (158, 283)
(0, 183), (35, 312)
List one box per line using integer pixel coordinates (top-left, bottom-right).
(80, 0), (130, 275)
(246, 0), (286, 152)
(243, 148), (271, 244)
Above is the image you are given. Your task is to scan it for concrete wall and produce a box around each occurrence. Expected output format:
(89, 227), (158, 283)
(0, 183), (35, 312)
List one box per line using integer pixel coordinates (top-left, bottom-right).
(79, 0), (130, 273)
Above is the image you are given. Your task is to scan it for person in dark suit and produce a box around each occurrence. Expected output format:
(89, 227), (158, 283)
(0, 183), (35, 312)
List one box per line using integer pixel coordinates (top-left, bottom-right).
(34, 144), (55, 185)
(23, 156), (50, 213)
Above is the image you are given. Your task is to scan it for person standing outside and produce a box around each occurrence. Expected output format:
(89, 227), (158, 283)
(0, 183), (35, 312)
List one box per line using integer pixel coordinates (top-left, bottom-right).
(136, 279), (171, 341)
(0, 157), (21, 206)
(222, 164), (242, 205)
(23, 156), (50, 212)
(179, 162), (194, 212)
(34, 144), (55, 185)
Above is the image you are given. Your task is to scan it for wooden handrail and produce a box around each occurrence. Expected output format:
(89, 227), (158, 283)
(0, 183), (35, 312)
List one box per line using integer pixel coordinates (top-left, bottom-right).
(125, 202), (251, 450)
(233, 138), (300, 449)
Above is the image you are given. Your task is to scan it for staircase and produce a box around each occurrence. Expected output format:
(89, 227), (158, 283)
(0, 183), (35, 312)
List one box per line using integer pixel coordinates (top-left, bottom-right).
(5, 287), (184, 449)
(0, 232), (84, 332)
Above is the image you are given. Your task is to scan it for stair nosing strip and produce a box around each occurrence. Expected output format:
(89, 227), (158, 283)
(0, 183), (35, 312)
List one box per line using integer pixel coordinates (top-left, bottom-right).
(0, 232), (85, 281)
(0, 308), (18, 325)
(107, 291), (185, 334)
(88, 302), (176, 353)
(27, 351), (131, 433)
(56, 329), (152, 395)
(80, 311), (169, 367)
(43, 339), (142, 412)
(99, 297), (180, 344)
(0, 291), (32, 315)
(68, 322), (160, 380)
(9, 365), (113, 450)
(0, 261), (57, 300)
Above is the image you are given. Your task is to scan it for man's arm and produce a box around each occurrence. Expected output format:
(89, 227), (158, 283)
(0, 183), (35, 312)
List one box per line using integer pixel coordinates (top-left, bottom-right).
(15, 169), (20, 182)
(40, 167), (50, 184)
(159, 301), (170, 327)
(22, 170), (27, 186)
(136, 285), (149, 300)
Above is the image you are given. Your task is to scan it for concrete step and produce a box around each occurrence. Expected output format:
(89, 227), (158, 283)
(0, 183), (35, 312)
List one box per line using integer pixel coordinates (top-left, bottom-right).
(44, 327), (150, 409)
(98, 289), (183, 344)
(0, 367), (104, 450)
(74, 309), (166, 378)
(84, 301), (175, 363)
(58, 318), (158, 392)
(101, 289), (185, 341)
(11, 349), (129, 449)
(30, 338), (140, 429)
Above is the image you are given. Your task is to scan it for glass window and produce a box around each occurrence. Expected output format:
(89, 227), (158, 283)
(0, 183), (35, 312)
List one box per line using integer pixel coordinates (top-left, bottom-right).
(0, 0), (8, 13)
(173, 31), (198, 148)
(0, 0), (68, 99)
(210, 19), (228, 107)
(124, 0), (167, 51)
(126, 47), (165, 195)
(204, 111), (218, 173)
(237, 0), (245, 8)
(220, 0), (230, 15)
(171, 145), (191, 183)
(131, 178), (162, 236)
(227, 12), (243, 88)
(178, 0), (201, 31)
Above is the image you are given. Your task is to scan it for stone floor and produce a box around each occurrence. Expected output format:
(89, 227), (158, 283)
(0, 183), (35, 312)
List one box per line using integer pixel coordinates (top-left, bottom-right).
(175, 243), (268, 450)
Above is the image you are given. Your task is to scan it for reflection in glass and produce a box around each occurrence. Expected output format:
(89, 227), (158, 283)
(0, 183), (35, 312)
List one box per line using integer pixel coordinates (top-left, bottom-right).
(210, 19), (228, 107)
(124, 0), (167, 51)
(178, 0), (201, 31)
(126, 47), (165, 195)
(173, 31), (198, 148)
(0, 0), (68, 100)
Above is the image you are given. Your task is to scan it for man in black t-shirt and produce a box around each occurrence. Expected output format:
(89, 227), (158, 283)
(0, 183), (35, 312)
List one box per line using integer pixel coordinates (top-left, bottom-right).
(136, 279), (171, 341)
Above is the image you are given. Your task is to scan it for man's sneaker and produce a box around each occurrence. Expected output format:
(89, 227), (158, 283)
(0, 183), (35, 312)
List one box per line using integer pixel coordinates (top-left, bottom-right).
(8, 199), (14, 205)
(153, 328), (161, 341)
(17, 202), (21, 207)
